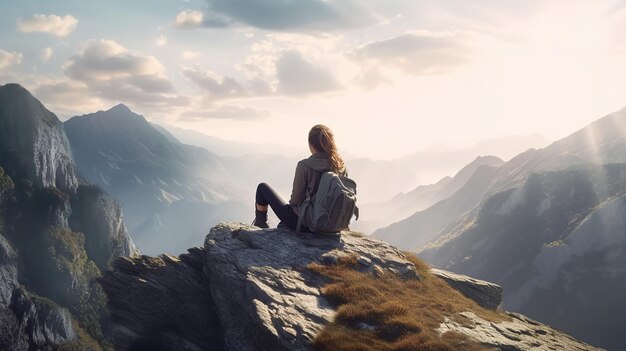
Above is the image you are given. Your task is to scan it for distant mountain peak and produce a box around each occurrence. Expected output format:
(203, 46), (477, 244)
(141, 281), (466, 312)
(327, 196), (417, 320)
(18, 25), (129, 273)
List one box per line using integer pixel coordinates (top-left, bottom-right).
(66, 103), (148, 130)
(65, 105), (159, 148)
(0, 83), (48, 117)
(451, 154), (504, 180)
(108, 103), (133, 114)
(1, 82), (29, 93)
(474, 155), (503, 161)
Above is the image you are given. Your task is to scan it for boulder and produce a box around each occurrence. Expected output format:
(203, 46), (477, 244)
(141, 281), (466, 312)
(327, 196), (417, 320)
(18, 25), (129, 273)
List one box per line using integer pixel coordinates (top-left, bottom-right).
(10, 287), (77, 346)
(430, 268), (503, 310)
(204, 222), (418, 351)
(99, 248), (223, 351)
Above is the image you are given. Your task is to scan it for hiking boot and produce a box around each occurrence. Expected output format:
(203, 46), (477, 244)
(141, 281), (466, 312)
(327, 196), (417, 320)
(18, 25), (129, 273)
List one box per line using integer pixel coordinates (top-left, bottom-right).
(252, 209), (269, 228)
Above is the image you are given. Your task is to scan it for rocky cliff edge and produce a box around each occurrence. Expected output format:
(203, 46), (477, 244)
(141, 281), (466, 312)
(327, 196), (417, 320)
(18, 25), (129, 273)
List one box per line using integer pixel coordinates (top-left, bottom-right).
(100, 222), (602, 351)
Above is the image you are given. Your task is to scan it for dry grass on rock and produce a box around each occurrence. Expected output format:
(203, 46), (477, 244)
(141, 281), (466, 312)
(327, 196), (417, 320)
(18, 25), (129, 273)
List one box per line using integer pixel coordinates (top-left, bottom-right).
(309, 252), (507, 351)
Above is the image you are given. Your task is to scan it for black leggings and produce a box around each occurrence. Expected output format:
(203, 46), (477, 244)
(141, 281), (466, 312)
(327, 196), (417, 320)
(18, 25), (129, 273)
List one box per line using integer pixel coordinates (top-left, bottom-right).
(256, 183), (308, 231)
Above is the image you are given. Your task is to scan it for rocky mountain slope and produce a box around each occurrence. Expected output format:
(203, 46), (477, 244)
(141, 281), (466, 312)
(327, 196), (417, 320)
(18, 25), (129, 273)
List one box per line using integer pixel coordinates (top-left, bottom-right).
(99, 222), (601, 351)
(0, 83), (137, 350)
(64, 105), (248, 255)
(368, 109), (626, 349)
(419, 162), (626, 350)
(0, 83), (78, 192)
(374, 107), (626, 350)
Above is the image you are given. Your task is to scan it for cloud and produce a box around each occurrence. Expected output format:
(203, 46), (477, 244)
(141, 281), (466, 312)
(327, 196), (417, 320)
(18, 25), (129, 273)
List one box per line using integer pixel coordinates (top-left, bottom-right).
(34, 80), (104, 114)
(64, 39), (165, 82)
(182, 66), (273, 99)
(276, 50), (341, 95)
(174, 9), (230, 29)
(350, 31), (473, 75)
(174, 10), (203, 28)
(182, 51), (201, 60)
(0, 49), (22, 70)
(182, 67), (246, 98)
(50, 39), (187, 114)
(180, 104), (270, 120)
(33, 78), (189, 118)
(184, 44), (342, 99)
(17, 14), (78, 37)
(156, 35), (167, 47)
(41, 47), (54, 61)
(91, 79), (188, 106)
(179, 0), (377, 32)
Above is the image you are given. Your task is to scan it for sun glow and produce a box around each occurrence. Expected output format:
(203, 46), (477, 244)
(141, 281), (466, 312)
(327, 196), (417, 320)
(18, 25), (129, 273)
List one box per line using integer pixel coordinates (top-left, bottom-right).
(3, 1), (626, 162)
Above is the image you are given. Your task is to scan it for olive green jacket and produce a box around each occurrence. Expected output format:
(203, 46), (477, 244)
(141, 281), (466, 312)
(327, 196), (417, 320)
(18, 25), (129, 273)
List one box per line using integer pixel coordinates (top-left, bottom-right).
(288, 151), (348, 214)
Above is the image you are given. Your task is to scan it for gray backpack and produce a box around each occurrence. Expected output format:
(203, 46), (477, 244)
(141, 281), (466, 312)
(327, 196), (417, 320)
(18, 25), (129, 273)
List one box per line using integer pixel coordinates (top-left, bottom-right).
(297, 169), (359, 233)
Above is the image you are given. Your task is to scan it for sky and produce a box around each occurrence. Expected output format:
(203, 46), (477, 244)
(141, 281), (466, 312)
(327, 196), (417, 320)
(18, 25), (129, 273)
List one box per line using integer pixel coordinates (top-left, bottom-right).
(1, 0), (626, 160)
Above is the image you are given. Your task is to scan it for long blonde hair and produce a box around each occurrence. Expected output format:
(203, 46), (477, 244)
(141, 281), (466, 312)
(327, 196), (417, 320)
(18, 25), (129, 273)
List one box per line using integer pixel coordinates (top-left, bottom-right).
(308, 124), (345, 174)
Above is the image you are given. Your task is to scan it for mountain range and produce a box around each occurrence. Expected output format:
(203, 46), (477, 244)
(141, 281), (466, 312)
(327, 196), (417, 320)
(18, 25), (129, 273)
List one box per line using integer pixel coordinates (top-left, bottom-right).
(352, 155), (505, 234)
(374, 106), (626, 350)
(64, 104), (248, 255)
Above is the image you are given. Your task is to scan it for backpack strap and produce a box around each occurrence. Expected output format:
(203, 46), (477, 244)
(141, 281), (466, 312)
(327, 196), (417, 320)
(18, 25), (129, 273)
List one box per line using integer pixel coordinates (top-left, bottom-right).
(296, 186), (312, 234)
(296, 204), (305, 234)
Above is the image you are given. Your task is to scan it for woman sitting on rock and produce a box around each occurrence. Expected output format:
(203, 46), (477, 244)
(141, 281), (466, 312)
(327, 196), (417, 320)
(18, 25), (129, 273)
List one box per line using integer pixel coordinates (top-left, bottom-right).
(253, 124), (348, 231)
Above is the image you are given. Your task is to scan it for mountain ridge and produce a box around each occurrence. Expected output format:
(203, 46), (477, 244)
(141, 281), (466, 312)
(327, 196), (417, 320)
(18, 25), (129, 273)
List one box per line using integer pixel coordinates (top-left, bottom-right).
(374, 106), (626, 248)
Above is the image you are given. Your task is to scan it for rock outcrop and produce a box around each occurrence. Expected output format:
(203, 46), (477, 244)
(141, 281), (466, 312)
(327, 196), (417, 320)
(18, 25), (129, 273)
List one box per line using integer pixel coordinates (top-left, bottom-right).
(70, 184), (138, 270)
(438, 311), (595, 351)
(431, 268), (503, 310)
(100, 222), (601, 351)
(0, 83), (139, 349)
(100, 249), (223, 351)
(204, 223), (418, 351)
(0, 234), (78, 350)
(0, 83), (78, 193)
(0, 235), (17, 306)
(9, 287), (77, 346)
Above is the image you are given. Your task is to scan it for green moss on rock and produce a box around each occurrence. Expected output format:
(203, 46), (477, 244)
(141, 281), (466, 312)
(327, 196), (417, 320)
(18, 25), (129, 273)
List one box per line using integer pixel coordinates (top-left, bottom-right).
(0, 167), (14, 193)
(43, 228), (109, 343)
